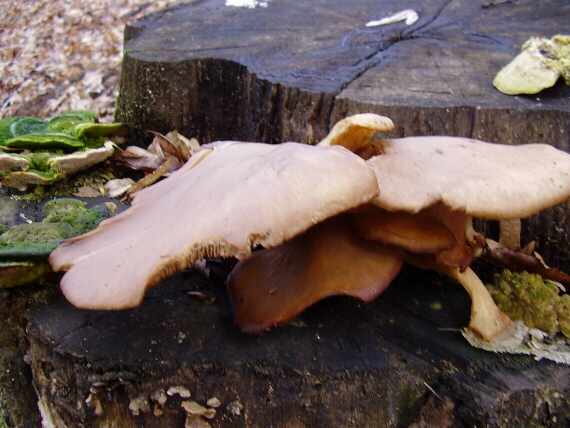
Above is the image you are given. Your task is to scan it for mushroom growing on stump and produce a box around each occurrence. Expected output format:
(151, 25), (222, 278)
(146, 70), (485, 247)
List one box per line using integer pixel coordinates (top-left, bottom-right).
(48, 112), (570, 344)
(318, 113), (394, 152)
(49, 141), (380, 309)
(228, 214), (404, 334)
(320, 121), (570, 341)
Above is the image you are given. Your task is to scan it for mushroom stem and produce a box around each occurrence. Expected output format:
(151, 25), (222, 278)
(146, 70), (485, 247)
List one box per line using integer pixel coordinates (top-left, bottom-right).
(444, 266), (515, 341)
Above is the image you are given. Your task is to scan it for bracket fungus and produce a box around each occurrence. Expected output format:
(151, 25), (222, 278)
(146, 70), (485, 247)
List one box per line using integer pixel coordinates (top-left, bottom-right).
(49, 113), (570, 344)
(0, 111), (128, 188)
(493, 35), (570, 95)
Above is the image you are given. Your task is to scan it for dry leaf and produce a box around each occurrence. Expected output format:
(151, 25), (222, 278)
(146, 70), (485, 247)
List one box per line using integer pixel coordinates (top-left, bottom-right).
(148, 131), (186, 163)
(116, 131), (199, 176)
(0, 0), (173, 122)
(104, 178), (135, 198)
(498, 218), (521, 250)
(73, 185), (102, 197)
(484, 239), (570, 286)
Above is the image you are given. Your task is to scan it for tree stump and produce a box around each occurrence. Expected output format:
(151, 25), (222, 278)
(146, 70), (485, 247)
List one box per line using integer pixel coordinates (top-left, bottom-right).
(2, 0), (570, 427)
(115, 0), (570, 270)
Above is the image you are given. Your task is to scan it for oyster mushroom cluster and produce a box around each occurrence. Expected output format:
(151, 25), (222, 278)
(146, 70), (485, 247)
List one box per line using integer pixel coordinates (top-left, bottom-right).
(0, 111), (128, 188)
(48, 114), (570, 342)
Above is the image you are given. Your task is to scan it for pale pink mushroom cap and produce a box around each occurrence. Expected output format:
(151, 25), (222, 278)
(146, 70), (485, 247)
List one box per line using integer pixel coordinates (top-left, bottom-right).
(367, 136), (570, 219)
(49, 142), (379, 310)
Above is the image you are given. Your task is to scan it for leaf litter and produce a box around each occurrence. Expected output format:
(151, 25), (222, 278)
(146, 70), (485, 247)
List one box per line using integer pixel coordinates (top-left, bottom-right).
(0, 0), (189, 122)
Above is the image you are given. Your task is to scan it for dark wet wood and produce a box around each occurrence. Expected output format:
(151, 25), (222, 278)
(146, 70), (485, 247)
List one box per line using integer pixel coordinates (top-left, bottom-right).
(3, 0), (570, 427)
(13, 263), (570, 427)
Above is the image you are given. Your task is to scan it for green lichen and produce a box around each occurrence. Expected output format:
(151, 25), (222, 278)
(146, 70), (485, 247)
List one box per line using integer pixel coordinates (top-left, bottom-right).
(487, 270), (570, 337)
(429, 301), (442, 311)
(0, 198), (114, 288)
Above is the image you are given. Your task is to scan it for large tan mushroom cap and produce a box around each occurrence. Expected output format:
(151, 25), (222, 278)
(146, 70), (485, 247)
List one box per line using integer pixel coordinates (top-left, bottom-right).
(49, 142), (379, 310)
(367, 136), (570, 219)
(318, 113), (394, 152)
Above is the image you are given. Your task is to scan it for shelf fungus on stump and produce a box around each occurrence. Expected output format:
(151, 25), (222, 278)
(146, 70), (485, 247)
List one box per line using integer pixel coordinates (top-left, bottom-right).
(49, 114), (570, 344)
(493, 35), (570, 95)
(0, 111), (128, 188)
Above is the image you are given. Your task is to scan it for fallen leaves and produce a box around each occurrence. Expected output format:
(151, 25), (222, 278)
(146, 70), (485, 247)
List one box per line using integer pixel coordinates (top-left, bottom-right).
(118, 130), (200, 174)
(0, 0), (177, 122)
(111, 130), (201, 198)
(483, 239), (570, 286)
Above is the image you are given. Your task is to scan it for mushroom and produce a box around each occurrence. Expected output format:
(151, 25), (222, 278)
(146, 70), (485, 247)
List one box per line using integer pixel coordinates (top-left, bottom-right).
(318, 113), (394, 152)
(49, 141), (380, 309)
(0, 111), (128, 188)
(0, 141), (115, 188)
(47, 112), (570, 343)
(228, 214), (404, 334)
(493, 35), (570, 95)
(322, 128), (570, 341)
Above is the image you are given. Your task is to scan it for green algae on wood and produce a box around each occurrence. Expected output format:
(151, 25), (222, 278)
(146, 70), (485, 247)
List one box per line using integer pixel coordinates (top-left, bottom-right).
(0, 198), (115, 288)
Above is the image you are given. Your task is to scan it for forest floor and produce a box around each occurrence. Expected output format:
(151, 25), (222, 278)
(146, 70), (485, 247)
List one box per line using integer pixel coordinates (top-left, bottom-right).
(0, 0), (189, 123)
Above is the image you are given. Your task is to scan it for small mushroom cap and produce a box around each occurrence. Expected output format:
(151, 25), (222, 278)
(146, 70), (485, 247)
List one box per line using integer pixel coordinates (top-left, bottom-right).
(318, 113), (394, 152)
(49, 142), (379, 310)
(352, 208), (457, 254)
(228, 214), (404, 334)
(366, 136), (570, 219)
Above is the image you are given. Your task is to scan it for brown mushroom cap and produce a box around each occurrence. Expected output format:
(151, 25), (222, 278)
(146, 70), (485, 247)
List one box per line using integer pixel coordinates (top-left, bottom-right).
(352, 202), (482, 270)
(366, 136), (570, 219)
(352, 207), (457, 254)
(228, 214), (404, 334)
(318, 113), (394, 153)
(49, 142), (379, 310)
